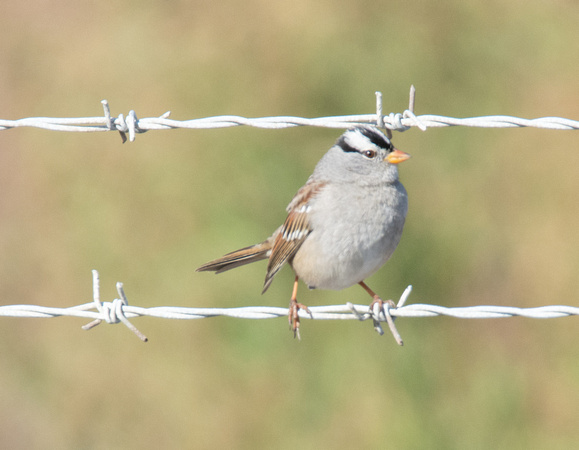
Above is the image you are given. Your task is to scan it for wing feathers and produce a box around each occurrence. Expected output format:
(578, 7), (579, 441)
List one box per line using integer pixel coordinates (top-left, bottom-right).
(262, 181), (326, 293)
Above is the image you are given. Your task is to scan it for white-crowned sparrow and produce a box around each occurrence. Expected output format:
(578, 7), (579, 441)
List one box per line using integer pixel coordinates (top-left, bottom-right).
(197, 126), (410, 337)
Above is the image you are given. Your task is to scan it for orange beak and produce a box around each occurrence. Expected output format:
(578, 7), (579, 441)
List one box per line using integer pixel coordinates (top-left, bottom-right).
(385, 148), (411, 164)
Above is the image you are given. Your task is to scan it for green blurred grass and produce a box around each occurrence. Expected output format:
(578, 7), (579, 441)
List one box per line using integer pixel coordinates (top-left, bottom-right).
(1, 0), (578, 448)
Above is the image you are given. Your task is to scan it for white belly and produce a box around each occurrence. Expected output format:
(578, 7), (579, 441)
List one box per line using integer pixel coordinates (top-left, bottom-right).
(290, 182), (407, 290)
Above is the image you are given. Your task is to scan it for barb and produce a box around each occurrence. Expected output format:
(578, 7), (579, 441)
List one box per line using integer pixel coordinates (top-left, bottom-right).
(0, 88), (576, 142)
(1, 271), (578, 344)
(80, 270), (148, 341)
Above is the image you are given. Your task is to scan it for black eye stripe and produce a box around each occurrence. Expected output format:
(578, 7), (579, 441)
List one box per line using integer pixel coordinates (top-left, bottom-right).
(336, 137), (358, 153)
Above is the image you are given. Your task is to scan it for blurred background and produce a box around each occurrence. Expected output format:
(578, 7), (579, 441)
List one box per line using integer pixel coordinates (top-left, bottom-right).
(1, 0), (578, 448)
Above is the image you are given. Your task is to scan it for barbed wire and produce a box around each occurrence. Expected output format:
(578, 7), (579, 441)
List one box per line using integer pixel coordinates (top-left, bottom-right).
(1, 271), (578, 345)
(0, 88), (577, 143)
(1, 88), (577, 344)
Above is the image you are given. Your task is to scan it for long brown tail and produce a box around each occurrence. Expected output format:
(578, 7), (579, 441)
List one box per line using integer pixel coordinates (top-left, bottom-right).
(196, 241), (272, 274)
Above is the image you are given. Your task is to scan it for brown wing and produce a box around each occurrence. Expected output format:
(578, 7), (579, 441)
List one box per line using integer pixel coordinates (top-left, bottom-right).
(262, 180), (326, 293)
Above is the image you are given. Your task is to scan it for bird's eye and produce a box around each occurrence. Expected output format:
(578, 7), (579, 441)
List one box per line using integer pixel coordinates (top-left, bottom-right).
(363, 150), (377, 159)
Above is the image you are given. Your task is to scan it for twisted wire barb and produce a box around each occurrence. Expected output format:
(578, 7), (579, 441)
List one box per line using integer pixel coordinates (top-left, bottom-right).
(1, 271), (578, 345)
(0, 88), (576, 142)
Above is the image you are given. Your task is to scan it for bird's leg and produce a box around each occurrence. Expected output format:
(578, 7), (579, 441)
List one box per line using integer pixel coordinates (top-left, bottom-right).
(359, 281), (403, 344)
(359, 281), (396, 315)
(288, 275), (311, 340)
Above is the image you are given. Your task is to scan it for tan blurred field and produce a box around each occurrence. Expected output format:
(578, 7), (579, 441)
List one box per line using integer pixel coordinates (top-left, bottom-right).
(1, 0), (578, 448)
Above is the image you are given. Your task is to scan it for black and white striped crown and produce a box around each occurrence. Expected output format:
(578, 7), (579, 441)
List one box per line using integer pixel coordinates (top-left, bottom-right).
(336, 126), (393, 154)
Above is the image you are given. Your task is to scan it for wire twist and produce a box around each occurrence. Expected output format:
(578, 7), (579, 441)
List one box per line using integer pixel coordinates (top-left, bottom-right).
(0, 87), (576, 142)
(2, 271), (578, 345)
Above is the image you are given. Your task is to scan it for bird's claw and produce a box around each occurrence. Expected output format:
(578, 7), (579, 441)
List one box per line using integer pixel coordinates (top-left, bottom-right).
(288, 300), (311, 340)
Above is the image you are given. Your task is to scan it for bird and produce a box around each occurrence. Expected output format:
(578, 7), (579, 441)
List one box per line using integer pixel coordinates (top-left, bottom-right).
(196, 126), (410, 338)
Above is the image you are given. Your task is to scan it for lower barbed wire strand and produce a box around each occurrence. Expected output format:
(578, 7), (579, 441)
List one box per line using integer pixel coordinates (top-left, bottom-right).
(1, 271), (578, 346)
(2, 300), (579, 321)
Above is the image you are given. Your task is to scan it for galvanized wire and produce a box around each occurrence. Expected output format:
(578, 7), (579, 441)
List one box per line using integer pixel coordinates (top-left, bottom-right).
(0, 88), (577, 143)
(1, 271), (577, 345)
(1, 88), (577, 343)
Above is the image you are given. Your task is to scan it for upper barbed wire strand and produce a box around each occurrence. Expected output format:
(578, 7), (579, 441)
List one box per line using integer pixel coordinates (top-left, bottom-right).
(0, 87), (577, 141)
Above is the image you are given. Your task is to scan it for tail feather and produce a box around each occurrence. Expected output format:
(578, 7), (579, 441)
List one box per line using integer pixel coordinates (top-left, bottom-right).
(196, 242), (271, 274)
